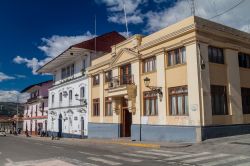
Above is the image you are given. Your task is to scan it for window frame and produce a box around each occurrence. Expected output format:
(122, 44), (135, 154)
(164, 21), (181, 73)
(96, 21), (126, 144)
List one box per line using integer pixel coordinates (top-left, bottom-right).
(211, 85), (228, 115)
(238, 52), (250, 69)
(105, 97), (113, 116)
(143, 56), (156, 73)
(92, 98), (100, 116)
(92, 74), (100, 86)
(208, 46), (224, 64)
(105, 70), (112, 83)
(169, 86), (189, 116)
(167, 47), (186, 66)
(143, 91), (158, 116)
(241, 87), (250, 114)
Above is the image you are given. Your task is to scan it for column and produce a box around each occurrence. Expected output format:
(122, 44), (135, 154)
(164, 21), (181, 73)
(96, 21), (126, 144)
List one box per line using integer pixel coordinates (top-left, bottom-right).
(156, 52), (167, 124)
(225, 49), (243, 124)
(88, 76), (92, 123)
(186, 43), (202, 126)
(99, 72), (104, 123)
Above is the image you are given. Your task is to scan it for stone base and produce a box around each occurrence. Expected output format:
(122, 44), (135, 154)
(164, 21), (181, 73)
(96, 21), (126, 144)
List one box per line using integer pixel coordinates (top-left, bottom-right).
(47, 131), (86, 139)
(88, 123), (120, 139)
(201, 123), (250, 140)
(131, 124), (197, 143)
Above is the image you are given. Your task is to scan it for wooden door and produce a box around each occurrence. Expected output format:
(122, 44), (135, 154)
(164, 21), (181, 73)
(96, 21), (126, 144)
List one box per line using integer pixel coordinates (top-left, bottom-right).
(121, 99), (132, 137)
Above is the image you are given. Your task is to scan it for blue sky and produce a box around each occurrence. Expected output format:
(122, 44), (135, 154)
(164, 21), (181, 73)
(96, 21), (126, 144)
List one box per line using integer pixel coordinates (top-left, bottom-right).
(0, 0), (249, 102)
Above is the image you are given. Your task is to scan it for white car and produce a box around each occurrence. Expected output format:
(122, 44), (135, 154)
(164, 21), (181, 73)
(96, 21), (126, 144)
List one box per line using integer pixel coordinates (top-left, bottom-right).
(0, 130), (6, 136)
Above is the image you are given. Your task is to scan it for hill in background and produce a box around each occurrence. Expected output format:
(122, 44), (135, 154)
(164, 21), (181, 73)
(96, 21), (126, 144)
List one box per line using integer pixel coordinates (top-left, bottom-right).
(0, 102), (24, 117)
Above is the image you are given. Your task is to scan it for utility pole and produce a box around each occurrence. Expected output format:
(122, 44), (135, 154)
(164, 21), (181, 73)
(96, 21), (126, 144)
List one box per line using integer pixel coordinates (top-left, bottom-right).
(190, 0), (195, 16)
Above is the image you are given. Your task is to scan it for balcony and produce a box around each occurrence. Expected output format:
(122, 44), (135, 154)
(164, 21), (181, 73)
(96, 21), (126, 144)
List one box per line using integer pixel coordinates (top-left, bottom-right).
(107, 74), (136, 97)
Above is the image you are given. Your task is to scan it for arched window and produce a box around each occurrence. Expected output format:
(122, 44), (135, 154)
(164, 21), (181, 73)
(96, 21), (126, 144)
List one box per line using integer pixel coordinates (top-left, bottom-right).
(69, 90), (73, 101)
(59, 92), (62, 102)
(80, 87), (85, 99)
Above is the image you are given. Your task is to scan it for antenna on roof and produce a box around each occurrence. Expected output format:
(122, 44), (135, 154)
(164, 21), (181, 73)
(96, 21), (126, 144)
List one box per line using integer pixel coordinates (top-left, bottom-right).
(94, 15), (97, 56)
(122, 0), (129, 38)
(190, 0), (195, 16)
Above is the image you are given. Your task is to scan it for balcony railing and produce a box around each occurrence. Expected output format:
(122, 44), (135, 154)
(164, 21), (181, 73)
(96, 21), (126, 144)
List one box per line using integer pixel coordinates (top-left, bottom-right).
(108, 74), (134, 89)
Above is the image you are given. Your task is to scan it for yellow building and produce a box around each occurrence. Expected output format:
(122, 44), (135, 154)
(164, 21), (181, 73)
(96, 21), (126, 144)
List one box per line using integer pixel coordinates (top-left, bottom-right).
(87, 16), (250, 142)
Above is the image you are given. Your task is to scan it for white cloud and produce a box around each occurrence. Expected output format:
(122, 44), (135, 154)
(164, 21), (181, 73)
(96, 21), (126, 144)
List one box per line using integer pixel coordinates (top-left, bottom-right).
(0, 72), (15, 82)
(96, 0), (146, 24)
(0, 90), (29, 103)
(145, 0), (250, 33)
(13, 32), (94, 75)
(15, 74), (26, 79)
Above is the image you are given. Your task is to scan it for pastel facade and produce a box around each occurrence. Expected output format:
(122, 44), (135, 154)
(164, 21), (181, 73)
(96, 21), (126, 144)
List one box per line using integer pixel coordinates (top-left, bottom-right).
(87, 16), (250, 142)
(37, 32), (126, 138)
(22, 80), (52, 135)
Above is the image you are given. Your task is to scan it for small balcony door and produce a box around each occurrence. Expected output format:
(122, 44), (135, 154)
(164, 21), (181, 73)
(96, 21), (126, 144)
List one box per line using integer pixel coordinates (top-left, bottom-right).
(120, 64), (132, 85)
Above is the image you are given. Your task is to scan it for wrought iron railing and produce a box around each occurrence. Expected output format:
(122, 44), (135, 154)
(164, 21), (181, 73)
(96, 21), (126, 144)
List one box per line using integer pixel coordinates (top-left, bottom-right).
(108, 74), (134, 89)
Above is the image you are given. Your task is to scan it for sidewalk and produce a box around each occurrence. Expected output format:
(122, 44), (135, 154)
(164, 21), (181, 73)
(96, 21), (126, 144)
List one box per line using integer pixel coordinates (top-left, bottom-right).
(17, 134), (192, 149)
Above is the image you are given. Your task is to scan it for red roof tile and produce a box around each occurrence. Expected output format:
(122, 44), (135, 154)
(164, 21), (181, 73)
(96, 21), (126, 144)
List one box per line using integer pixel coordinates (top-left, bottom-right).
(72, 31), (126, 52)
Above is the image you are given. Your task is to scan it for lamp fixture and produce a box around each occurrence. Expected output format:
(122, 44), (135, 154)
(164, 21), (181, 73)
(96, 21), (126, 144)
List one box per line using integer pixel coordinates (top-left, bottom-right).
(143, 77), (163, 101)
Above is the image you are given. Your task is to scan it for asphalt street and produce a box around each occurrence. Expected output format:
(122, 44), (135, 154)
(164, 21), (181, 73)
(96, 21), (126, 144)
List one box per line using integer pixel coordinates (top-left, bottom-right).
(1, 135), (250, 166)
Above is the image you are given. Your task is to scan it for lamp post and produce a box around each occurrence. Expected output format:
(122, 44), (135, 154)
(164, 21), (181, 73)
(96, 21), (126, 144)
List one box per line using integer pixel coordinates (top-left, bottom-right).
(50, 110), (57, 139)
(143, 77), (163, 100)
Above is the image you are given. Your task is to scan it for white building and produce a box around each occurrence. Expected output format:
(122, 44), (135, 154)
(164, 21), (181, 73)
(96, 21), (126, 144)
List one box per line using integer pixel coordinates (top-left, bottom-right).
(22, 80), (52, 136)
(37, 31), (126, 138)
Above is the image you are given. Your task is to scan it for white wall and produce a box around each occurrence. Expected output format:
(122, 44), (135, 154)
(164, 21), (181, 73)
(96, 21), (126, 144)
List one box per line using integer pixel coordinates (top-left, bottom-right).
(47, 53), (90, 136)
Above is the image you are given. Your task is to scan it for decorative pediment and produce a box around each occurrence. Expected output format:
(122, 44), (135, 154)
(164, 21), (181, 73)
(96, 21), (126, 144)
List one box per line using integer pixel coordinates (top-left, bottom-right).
(110, 48), (140, 66)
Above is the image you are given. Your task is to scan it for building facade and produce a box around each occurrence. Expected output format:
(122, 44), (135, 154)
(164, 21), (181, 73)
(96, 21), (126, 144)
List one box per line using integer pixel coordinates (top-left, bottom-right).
(87, 16), (250, 142)
(37, 32), (126, 138)
(22, 80), (52, 135)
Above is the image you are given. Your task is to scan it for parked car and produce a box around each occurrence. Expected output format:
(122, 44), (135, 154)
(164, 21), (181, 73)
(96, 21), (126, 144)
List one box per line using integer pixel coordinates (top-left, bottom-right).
(0, 130), (7, 136)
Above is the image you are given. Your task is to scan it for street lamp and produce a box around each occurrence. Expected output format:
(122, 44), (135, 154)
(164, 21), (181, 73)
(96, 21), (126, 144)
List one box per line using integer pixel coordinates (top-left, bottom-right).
(143, 77), (163, 100)
(50, 110), (57, 139)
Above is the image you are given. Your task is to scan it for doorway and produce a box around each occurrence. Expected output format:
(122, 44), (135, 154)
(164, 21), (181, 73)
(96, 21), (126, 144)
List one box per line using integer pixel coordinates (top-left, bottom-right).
(58, 114), (62, 137)
(120, 98), (132, 137)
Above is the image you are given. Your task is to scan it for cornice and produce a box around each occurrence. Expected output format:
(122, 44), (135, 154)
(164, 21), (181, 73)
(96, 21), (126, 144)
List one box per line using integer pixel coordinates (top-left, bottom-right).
(138, 24), (196, 51)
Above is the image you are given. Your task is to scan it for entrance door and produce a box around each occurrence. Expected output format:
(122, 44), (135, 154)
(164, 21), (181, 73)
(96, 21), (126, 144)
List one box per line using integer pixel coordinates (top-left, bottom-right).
(120, 98), (132, 137)
(58, 114), (62, 137)
(120, 64), (132, 85)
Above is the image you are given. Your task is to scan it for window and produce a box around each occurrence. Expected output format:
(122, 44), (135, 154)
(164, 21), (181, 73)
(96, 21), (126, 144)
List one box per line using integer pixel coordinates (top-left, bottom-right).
(105, 98), (113, 116)
(143, 56), (156, 73)
(105, 70), (112, 82)
(61, 64), (75, 79)
(93, 98), (100, 116)
(80, 87), (85, 99)
(241, 88), (250, 114)
(167, 47), (186, 66)
(71, 64), (74, 76)
(208, 46), (224, 64)
(59, 92), (63, 102)
(69, 90), (73, 102)
(239, 52), (250, 68)
(211, 85), (228, 115)
(169, 86), (188, 116)
(52, 95), (54, 104)
(82, 59), (86, 69)
(93, 74), (100, 85)
(143, 91), (158, 116)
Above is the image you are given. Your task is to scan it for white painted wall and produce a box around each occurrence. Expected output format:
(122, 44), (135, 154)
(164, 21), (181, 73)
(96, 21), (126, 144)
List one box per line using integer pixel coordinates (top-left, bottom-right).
(47, 53), (91, 137)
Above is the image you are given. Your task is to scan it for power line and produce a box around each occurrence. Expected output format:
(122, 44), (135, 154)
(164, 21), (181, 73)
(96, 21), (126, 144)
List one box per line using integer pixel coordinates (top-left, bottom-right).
(209, 0), (245, 20)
